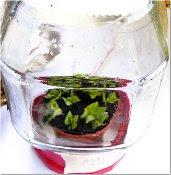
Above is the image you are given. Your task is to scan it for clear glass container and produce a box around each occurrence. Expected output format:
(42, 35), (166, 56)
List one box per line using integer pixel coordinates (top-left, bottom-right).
(1, 0), (169, 174)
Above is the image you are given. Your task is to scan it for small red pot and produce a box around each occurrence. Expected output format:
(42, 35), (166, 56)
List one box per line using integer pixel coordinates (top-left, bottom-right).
(55, 122), (111, 140)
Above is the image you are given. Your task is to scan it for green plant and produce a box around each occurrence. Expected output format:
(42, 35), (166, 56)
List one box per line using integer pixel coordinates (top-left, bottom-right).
(64, 111), (79, 130)
(89, 90), (102, 99)
(45, 89), (61, 100)
(63, 92), (80, 106)
(89, 90), (118, 106)
(44, 74), (117, 88)
(81, 102), (108, 130)
(43, 83), (118, 132)
(43, 99), (62, 123)
(104, 92), (118, 104)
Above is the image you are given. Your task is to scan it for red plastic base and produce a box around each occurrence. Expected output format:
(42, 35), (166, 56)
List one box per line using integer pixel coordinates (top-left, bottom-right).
(34, 148), (125, 174)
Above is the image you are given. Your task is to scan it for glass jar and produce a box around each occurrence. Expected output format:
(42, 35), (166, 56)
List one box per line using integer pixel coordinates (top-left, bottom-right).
(1, 0), (169, 174)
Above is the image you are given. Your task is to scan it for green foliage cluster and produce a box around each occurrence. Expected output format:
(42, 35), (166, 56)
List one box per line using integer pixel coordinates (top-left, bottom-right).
(81, 102), (108, 129)
(43, 75), (119, 131)
(43, 74), (117, 88)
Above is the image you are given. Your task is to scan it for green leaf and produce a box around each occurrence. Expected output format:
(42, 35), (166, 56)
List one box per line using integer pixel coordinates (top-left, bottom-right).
(89, 90), (102, 99)
(48, 100), (59, 110)
(44, 108), (54, 117)
(71, 93), (80, 103)
(75, 74), (89, 79)
(52, 107), (63, 117)
(44, 100), (62, 123)
(86, 102), (99, 114)
(86, 102), (106, 116)
(64, 111), (78, 130)
(91, 113), (108, 129)
(46, 109), (62, 123)
(45, 89), (61, 100)
(64, 111), (73, 125)
(72, 115), (79, 129)
(81, 102), (108, 130)
(64, 117), (70, 125)
(98, 113), (108, 123)
(106, 92), (118, 104)
(81, 109), (89, 119)
(72, 83), (81, 88)
(102, 92), (107, 106)
(85, 115), (95, 124)
(95, 106), (107, 116)
(63, 98), (72, 106)
(63, 93), (80, 106)
(91, 120), (101, 130)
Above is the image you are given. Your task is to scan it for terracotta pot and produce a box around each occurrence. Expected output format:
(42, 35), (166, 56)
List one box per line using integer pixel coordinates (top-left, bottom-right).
(55, 120), (112, 140)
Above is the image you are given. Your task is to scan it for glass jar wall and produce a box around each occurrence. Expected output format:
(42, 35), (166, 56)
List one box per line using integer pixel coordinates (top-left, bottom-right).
(0, 1), (169, 173)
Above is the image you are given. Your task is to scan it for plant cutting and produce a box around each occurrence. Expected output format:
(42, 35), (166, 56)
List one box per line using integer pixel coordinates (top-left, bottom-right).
(32, 74), (130, 140)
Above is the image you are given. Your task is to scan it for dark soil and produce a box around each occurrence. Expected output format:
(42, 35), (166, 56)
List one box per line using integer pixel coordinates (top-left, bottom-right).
(33, 90), (119, 135)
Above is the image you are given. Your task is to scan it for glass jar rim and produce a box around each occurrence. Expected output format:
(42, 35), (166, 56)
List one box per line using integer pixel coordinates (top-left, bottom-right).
(16, 0), (153, 26)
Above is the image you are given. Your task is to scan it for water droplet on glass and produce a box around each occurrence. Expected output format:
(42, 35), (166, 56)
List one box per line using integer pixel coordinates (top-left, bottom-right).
(105, 45), (110, 51)
(135, 71), (139, 75)
(50, 51), (54, 56)
(52, 38), (57, 43)
(118, 43), (124, 49)
(53, 44), (58, 48)
(103, 38), (108, 43)
(58, 43), (63, 48)
(93, 45), (98, 50)
(82, 44), (86, 48)
(24, 130), (29, 138)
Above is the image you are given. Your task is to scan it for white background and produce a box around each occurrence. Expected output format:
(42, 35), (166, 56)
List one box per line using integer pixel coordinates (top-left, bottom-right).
(0, 60), (170, 174)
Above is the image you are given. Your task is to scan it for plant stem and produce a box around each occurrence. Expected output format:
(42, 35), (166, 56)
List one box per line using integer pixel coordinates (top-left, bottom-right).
(103, 92), (107, 106)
